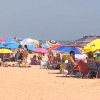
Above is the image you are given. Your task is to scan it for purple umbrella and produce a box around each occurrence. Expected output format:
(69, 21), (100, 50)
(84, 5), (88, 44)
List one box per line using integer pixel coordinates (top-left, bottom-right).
(33, 48), (47, 54)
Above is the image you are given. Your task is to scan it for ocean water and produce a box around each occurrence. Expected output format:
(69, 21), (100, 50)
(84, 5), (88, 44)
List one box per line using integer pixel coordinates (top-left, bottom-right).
(42, 40), (72, 45)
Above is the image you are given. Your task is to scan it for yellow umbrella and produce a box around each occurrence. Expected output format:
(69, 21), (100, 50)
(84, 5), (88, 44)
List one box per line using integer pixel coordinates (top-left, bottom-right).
(84, 39), (100, 52)
(0, 49), (13, 54)
(34, 40), (39, 44)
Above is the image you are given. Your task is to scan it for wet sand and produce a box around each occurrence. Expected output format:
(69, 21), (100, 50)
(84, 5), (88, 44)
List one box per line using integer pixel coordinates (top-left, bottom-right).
(0, 65), (100, 100)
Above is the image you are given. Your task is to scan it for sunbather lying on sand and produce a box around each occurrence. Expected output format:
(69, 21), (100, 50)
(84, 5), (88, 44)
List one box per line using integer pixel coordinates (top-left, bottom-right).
(2, 61), (8, 67)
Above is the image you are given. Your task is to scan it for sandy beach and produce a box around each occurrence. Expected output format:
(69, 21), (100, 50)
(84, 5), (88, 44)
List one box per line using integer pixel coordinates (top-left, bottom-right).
(0, 65), (100, 100)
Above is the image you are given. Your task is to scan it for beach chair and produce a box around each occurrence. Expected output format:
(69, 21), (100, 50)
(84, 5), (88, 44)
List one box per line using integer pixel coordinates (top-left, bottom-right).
(5, 54), (10, 61)
(60, 55), (70, 73)
(87, 61), (99, 78)
(77, 61), (88, 76)
(40, 59), (48, 69)
(68, 60), (82, 78)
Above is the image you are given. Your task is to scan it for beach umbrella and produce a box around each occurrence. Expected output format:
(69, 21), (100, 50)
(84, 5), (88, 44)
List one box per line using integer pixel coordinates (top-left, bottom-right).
(33, 39), (39, 44)
(17, 38), (23, 41)
(0, 44), (5, 48)
(0, 49), (13, 54)
(27, 46), (36, 50)
(1, 40), (16, 45)
(75, 54), (87, 60)
(46, 40), (59, 47)
(20, 38), (36, 47)
(6, 44), (20, 49)
(41, 44), (49, 49)
(49, 45), (64, 51)
(54, 46), (82, 54)
(6, 43), (36, 50)
(67, 35), (100, 47)
(84, 39), (100, 52)
(33, 48), (47, 54)
(0, 37), (7, 42)
(95, 51), (100, 54)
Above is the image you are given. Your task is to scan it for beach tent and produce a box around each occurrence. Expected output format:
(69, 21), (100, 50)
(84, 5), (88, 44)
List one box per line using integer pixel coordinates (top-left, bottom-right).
(20, 38), (36, 47)
(67, 35), (100, 47)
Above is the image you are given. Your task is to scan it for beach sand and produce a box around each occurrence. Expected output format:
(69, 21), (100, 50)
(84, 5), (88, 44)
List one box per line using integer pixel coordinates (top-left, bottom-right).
(0, 65), (100, 100)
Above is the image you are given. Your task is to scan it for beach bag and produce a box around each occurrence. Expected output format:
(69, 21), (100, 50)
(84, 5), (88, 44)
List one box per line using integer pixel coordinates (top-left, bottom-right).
(23, 50), (28, 57)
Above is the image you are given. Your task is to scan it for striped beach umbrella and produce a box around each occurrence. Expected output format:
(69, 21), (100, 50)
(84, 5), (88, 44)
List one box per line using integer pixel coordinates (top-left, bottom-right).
(67, 35), (100, 47)
(46, 40), (59, 47)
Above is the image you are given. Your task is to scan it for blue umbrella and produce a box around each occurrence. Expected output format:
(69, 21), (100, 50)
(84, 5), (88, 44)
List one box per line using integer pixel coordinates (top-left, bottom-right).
(0, 44), (5, 48)
(2, 40), (16, 45)
(6, 44), (35, 50)
(6, 44), (20, 49)
(41, 44), (49, 49)
(5, 37), (22, 42)
(16, 38), (22, 41)
(27, 46), (36, 50)
(54, 46), (82, 54)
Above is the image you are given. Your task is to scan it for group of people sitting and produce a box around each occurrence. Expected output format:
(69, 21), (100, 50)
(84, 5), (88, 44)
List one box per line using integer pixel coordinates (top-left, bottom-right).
(47, 51), (61, 69)
(63, 51), (100, 78)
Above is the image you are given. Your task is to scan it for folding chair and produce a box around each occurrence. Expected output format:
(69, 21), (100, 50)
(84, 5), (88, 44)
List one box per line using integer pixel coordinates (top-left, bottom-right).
(68, 60), (82, 78)
(40, 59), (48, 69)
(87, 61), (99, 78)
(5, 54), (11, 61)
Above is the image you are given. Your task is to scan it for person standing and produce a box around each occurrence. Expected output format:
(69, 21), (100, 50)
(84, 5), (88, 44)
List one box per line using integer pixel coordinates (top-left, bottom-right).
(23, 45), (28, 68)
(14, 37), (18, 43)
(15, 48), (20, 62)
(39, 40), (42, 48)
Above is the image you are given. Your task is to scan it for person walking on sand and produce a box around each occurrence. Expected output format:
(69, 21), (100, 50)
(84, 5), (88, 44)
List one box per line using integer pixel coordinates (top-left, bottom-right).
(23, 45), (28, 68)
